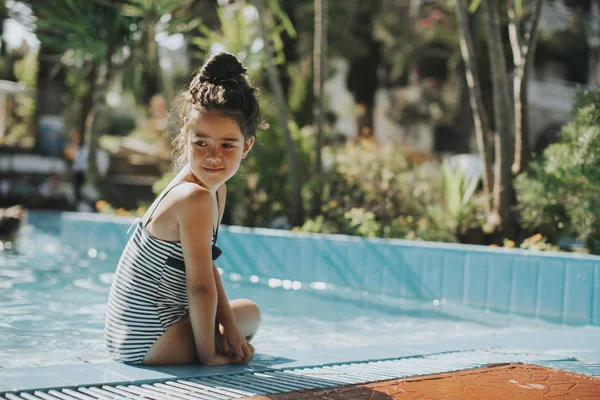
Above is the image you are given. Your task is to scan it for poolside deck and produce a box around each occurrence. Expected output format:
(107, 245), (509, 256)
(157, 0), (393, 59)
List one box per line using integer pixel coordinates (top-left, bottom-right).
(243, 364), (600, 399)
(3, 326), (600, 399)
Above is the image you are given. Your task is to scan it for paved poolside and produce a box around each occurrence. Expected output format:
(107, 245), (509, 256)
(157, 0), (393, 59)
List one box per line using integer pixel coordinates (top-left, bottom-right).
(2, 326), (600, 398)
(243, 364), (600, 399)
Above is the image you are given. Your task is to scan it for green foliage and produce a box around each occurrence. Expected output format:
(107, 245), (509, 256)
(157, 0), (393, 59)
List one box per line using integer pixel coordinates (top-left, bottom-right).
(119, 0), (189, 105)
(13, 49), (37, 87)
(375, 1), (458, 81)
(287, 62), (313, 127)
(288, 0), (371, 60)
(516, 234), (559, 252)
(33, 0), (138, 66)
(193, 4), (258, 67)
(225, 94), (311, 227)
(192, 2), (295, 70)
(516, 89), (600, 254)
(0, 48), (25, 81)
(2, 49), (37, 146)
(442, 160), (479, 226)
(152, 170), (174, 196)
(296, 140), (459, 242)
(107, 114), (137, 137)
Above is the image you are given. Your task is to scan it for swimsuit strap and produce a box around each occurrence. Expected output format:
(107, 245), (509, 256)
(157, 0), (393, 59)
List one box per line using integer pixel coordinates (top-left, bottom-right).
(144, 179), (221, 243)
(143, 181), (190, 228)
(213, 191), (220, 244)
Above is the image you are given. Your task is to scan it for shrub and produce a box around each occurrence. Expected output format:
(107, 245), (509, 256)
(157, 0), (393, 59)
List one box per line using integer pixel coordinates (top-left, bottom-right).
(297, 140), (462, 242)
(515, 89), (600, 254)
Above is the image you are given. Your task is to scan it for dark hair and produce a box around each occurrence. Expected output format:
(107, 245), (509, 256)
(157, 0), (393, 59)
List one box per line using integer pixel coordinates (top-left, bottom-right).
(170, 52), (267, 170)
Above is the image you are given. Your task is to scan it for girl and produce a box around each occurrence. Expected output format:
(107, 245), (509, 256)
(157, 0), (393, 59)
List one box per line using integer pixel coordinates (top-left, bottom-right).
(105, 53), (265, 366)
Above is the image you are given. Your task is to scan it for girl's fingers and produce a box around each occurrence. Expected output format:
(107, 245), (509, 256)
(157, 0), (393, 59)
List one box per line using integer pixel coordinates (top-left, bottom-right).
(220, 336), (230, 354)
(235, 341), (245, 357)
(241, 341), (253, 363)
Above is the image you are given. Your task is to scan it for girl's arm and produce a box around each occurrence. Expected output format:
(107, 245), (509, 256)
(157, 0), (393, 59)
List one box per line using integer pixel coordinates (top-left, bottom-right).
(213, 264), (236, 328)
(213, 184), (237, 329)
(178, 187), (233, 365)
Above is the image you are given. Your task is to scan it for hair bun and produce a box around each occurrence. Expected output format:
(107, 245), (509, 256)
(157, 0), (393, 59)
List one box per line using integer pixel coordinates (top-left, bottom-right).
(198, 52), (247, 84)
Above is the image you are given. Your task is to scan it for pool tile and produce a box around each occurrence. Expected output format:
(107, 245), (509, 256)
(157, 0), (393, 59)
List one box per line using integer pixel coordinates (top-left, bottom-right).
(420, 251), (443, 299)
(464, 253), (489, 308)
(487, 255), (513, 312)
(593, 262), (600, 326)
(389, 247), (423, 299)
(537, 259), (567, 323)
(442, 251), (466, 303)
(511, 258), (539, 316)
(563, 261), (594, 325)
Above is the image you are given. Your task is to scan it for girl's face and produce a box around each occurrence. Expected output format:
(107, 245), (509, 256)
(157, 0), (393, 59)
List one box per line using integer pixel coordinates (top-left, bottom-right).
(186, 111), (254, 189)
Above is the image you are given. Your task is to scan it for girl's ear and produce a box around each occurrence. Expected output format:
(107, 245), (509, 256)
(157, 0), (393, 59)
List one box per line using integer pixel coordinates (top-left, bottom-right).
(242, 136), (255, 159)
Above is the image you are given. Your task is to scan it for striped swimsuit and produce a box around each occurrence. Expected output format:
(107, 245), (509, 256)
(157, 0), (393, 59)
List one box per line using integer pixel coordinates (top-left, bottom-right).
(104, 182), (221, 364)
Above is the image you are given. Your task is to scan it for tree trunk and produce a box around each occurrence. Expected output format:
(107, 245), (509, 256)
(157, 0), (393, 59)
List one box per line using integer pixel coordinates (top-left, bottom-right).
(253, 0), (304, 226)
(278, 0), (300, 98)
(346, 3), (382, 139)
(33, 41), (68, 155)
(482, 0), (516, 238)
(86, 42), (117, 187)
(357, 103), (374, 138)
(310, 0), (327, 216)
(454, 61), (473, 154)
(141, 16), (165, 107)
(0, 0), (6, 57)
(589, 0), (600, 86)
(508, 0), (545, 175)
(77, 65), (97, 144)
(455, 0), (494, 213)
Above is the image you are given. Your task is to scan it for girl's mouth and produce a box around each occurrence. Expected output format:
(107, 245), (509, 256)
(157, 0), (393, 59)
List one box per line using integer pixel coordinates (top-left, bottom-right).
(204, 167), (225, 173)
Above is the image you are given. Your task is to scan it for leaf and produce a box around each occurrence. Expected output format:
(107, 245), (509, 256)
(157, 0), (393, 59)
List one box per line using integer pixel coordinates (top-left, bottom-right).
(468, 0), (481, 13)
(267, 0), (296, 37)
(515, 0), (523, 18)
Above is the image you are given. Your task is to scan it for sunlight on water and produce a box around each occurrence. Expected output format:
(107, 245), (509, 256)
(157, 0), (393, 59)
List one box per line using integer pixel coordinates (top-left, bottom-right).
(0, 218), (557, 369)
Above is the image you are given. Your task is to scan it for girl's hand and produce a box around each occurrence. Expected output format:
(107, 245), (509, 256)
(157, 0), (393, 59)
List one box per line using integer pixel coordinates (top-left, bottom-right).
(219, 325), (255, 364)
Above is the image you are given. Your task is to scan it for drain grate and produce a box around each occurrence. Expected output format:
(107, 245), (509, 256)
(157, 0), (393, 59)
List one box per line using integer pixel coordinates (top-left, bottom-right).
(535, 360), (600, 377)
(2, 351), (597, 400)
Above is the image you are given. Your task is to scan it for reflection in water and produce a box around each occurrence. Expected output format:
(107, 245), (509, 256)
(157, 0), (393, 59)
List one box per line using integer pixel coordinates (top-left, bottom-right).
(1, 222), (557, 369)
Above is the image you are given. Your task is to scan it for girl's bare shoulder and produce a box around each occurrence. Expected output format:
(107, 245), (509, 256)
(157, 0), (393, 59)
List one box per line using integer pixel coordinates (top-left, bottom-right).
(173, 182), (214, 215)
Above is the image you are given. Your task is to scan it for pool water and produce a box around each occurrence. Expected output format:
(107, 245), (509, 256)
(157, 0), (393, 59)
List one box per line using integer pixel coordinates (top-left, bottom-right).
(0, 218), (557, 369)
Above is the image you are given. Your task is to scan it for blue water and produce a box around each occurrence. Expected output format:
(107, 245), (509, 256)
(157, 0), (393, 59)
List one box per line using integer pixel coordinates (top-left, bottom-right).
(0, 216), (557, 369)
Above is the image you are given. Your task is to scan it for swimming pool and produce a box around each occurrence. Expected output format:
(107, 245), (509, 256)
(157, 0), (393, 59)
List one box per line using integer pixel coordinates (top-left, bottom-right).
(2, 211), (599, 371)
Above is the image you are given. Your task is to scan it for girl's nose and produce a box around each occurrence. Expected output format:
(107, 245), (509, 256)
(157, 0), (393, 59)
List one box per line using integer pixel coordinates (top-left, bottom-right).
(206, 146), (221, 161)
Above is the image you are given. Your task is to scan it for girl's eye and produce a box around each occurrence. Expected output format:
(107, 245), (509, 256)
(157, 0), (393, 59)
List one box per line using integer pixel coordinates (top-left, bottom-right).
(194, 141), (206, 147)
(222, 144), (234, 149)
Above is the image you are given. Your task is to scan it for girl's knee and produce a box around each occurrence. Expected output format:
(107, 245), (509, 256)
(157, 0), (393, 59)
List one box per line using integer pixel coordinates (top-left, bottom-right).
(232, 299), (260, 316)
(231, 299), (261, 337)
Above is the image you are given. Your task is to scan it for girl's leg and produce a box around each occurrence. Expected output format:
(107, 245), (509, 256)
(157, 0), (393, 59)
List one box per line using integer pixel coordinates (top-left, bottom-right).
(142, 299), (260, 365)
(222, 298), (261, 340)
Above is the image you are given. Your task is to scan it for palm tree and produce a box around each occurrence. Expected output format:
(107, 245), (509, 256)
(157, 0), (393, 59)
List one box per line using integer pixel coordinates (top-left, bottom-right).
(32, 0), (138, 183)
(120, 0), (187, 107)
